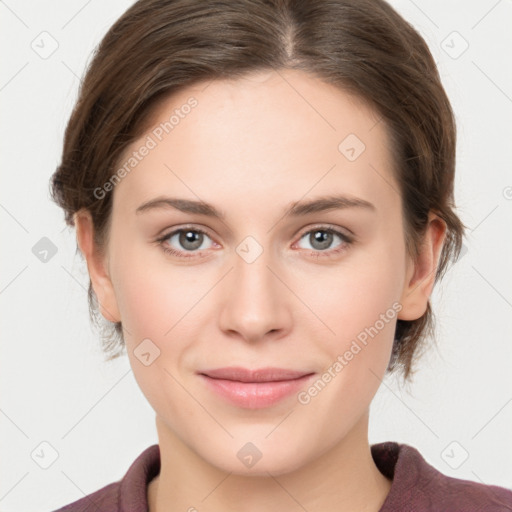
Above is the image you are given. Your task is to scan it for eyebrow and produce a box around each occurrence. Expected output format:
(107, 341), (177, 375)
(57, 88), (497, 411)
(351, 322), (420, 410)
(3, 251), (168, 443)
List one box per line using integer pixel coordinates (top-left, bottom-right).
(135, 194), (376, 219)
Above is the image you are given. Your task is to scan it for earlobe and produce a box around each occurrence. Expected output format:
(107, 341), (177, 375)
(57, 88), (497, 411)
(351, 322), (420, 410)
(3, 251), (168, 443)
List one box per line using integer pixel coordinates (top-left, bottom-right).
(74, 210), (121, 323)
(398, 212), (447, 321)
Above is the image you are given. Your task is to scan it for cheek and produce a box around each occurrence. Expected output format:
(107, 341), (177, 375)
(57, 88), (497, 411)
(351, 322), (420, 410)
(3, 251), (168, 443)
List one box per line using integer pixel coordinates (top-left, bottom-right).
(114, 271), (167, 343)
(316, 240), (406, 371)
(297, 268), (401, 431)
(110, 247), (176, 342)
(114, 260), (205, 413)
(111, 247), (215, 353)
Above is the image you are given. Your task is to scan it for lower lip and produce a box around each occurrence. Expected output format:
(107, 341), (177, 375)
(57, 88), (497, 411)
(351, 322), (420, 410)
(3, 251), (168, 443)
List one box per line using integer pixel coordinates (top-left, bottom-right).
(199, 373), (315, 409)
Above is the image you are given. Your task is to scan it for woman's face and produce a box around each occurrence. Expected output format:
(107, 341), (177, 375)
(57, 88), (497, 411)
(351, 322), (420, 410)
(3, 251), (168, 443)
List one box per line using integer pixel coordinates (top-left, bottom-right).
(94, 69), (420, 475)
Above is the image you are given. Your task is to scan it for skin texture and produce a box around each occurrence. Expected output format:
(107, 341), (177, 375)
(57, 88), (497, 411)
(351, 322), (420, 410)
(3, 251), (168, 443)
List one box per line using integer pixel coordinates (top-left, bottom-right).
(75, 69), (446, 511)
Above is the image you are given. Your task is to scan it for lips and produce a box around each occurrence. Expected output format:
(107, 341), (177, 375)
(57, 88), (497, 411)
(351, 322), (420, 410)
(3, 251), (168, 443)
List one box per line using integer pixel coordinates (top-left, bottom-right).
(198, 366), (315, 409)
(199, 366), (313, 382)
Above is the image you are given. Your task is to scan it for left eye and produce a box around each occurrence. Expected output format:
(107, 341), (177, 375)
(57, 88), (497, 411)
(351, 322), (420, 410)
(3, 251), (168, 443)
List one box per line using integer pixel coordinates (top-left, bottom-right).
(295, 228), (351, 253)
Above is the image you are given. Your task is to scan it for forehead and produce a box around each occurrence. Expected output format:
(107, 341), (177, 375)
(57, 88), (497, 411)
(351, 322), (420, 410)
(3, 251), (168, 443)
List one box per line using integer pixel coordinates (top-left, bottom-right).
(113, 69), (399, 219)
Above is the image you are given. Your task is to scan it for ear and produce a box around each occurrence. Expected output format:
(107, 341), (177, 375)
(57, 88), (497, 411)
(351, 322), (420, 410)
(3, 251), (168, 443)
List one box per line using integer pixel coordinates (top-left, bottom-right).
(74, 209), (121, 323)
(398, 212), (447, 321)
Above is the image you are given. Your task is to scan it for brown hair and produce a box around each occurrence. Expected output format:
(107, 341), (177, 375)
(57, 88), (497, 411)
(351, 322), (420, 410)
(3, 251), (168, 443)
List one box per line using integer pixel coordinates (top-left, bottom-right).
(50, 0), (465, 379)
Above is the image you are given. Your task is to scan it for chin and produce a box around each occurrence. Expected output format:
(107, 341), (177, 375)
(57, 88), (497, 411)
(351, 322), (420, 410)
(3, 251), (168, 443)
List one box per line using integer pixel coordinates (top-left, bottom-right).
(193, 430), (316, 477)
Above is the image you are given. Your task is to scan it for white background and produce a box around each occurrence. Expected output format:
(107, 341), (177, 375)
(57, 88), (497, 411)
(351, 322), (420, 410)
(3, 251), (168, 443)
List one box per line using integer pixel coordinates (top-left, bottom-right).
(1, 1), (511, 510)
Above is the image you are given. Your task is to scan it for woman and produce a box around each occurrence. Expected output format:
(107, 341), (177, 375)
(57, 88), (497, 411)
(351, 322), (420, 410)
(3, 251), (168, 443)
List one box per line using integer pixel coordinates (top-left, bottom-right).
(50, 0), (512, 510)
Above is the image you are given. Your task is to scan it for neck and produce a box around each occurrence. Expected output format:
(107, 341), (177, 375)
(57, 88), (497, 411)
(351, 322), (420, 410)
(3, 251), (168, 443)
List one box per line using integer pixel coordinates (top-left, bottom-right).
(148, 412), (391, 512)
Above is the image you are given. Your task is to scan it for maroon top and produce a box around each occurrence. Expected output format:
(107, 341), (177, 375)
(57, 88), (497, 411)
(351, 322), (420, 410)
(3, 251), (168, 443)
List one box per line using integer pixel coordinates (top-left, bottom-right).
(53, 442), (512, 511)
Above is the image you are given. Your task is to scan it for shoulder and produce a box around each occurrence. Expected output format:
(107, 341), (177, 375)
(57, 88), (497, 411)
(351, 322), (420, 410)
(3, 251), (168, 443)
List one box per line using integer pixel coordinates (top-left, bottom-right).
(51, 444), (160, 512)
(372, 442), (512, 512)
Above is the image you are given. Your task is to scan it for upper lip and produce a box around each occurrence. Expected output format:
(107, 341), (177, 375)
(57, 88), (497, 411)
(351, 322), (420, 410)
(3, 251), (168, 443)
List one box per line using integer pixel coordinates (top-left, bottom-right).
(199, 367), (314, 383)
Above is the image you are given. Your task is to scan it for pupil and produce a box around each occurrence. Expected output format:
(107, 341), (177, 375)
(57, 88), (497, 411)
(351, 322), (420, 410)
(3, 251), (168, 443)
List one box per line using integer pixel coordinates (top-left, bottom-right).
(181, 230), (202, 250)
(312, 230), (332, 250)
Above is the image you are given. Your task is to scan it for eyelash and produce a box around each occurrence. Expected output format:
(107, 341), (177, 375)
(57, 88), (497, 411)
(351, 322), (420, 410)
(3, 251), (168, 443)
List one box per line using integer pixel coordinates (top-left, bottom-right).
(155, 225), (354, 260)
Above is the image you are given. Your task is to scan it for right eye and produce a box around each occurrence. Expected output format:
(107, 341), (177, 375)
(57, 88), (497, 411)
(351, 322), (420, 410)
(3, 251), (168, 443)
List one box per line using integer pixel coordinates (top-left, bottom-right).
(156, 227), (217, 258)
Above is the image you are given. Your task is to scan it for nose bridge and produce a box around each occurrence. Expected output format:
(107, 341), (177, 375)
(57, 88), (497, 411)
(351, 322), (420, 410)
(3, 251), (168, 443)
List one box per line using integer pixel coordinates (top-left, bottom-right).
(235, 238), (275, 296)
(218, 234), (291, 340)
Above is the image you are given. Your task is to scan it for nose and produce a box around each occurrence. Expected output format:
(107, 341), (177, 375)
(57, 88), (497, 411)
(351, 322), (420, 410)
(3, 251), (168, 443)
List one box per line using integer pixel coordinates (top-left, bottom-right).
(217, 245), (293, 344)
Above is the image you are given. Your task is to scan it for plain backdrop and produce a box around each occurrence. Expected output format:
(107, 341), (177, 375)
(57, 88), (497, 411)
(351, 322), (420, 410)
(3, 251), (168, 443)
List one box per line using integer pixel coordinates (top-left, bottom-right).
(1, 0), (511, 510)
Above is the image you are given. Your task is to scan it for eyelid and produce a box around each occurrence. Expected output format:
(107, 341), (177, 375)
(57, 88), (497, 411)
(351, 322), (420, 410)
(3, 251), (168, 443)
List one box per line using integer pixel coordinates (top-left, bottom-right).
(156, 223), (213, 238)
(294, 222), (354, 240)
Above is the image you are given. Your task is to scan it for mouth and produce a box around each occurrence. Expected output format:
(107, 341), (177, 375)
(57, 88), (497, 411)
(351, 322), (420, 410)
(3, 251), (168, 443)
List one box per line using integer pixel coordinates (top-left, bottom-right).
(197, 367), (316, 409)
